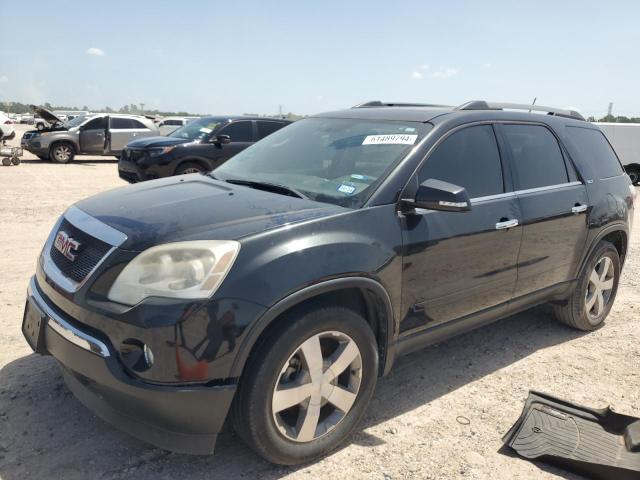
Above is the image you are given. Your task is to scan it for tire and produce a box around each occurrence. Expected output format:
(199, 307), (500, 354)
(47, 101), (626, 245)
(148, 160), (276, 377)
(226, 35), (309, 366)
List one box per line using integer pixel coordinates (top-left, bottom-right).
(231, 304), (378, 465)
(553, 241), (620, 331)
(36, 123), (45, 131)
(2, 157), (11, 166)
(49, 142), (75, 164)
(627, 167), (640, 186)
(11, 156), (20, 165)
(175, 162), (206, 175)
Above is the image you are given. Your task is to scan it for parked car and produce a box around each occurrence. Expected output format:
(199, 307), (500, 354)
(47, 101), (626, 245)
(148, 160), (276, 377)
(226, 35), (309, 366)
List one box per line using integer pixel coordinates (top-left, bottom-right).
(21, 106), (159, 163)
(19, 113), (34, 124)
(118, 116), (290, 182)
(157, 117), (191, 136)
(22, 100), (634, 465)
(595, 122), (640, 185)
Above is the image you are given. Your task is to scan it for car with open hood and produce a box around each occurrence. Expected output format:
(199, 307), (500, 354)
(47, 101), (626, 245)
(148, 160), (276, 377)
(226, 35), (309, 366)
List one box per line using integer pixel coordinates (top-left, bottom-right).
(22, 100), (635, 465)
(21, 106), (159, 163)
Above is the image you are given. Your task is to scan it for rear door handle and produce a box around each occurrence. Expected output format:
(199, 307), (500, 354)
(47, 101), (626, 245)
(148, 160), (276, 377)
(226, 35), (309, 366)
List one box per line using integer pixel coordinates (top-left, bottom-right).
(572, 204), (588, 214)
(496, 219), (519, 230)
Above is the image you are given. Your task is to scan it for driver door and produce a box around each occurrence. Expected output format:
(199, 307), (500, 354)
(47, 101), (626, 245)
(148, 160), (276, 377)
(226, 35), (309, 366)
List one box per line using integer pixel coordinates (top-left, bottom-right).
(79, 116), (108, 154)
(400, 124), (522, 334)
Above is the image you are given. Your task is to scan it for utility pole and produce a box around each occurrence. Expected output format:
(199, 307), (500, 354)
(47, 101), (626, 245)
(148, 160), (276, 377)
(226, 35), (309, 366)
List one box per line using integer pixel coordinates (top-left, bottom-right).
(607, 102), (613, 117)
(278, 104), (283, 118)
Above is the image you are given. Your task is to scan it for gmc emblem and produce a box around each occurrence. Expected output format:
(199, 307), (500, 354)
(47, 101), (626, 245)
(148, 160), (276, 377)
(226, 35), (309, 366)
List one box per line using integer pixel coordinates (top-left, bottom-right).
(54, 231), (81, 261)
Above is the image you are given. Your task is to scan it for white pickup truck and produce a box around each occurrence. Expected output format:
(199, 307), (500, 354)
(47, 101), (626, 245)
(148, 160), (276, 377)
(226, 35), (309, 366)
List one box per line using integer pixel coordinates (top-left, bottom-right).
(595, 123), (640, 185)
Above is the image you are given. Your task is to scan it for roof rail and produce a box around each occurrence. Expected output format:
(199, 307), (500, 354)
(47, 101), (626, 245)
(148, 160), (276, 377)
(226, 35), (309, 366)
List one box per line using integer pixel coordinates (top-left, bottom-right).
(456, 101), (585, 121)
(352, 100), (451, 109)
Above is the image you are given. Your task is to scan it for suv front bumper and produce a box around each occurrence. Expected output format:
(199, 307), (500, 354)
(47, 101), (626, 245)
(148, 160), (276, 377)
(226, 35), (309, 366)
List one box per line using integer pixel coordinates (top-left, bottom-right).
(23, 276), (237, 454)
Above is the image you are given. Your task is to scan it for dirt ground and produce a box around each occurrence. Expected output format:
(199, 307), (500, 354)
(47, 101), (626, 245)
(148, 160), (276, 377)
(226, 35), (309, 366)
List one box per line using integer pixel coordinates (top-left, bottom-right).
(0, 124), (639, 480)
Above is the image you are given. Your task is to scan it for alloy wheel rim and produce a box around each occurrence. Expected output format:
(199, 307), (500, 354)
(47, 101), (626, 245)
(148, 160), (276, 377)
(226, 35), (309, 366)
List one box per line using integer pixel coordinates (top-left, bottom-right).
(181, 168), (202, 174)
(585, 256), (615, 322)
(271, 330), (362, 443)
(55, 146), (71, 161)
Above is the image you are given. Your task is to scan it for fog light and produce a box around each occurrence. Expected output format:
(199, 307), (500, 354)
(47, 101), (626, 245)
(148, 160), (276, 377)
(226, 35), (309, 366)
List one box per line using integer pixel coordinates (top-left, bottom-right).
(120, 339), (154, 372)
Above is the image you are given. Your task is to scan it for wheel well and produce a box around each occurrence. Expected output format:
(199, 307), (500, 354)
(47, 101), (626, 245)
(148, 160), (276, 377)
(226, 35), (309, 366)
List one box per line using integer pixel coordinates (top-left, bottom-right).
(602, 230), (627, 265)
(624, 163), (640, 171)
(238, 287), (389, 380)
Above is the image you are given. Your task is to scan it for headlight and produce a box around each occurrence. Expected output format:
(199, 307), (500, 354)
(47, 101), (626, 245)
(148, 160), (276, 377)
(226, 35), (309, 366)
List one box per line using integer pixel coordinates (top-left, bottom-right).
(149, 146), (175, 156)
(107, 240), (240, 306)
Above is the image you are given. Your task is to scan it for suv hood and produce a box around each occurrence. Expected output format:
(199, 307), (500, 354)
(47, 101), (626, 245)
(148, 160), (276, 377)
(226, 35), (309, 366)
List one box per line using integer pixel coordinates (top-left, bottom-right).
(126, 136), (192, 149)
(74, 174), (344, 251)
(30, 105), (63, 125)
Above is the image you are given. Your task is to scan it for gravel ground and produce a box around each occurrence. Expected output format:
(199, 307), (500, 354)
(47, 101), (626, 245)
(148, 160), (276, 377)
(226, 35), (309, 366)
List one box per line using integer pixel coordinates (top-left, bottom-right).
(1, 124), (639, 479)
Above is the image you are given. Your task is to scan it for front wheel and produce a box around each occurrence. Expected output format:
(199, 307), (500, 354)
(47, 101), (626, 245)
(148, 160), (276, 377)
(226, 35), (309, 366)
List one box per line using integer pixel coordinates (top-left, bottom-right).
(175, 161), (206, 175)
(553, 241), (620, 331)
(231, 305), (378, 465)
(36, 123), (45, 131)
(627, 167), (639, 186)
(49, 143), (75, 164)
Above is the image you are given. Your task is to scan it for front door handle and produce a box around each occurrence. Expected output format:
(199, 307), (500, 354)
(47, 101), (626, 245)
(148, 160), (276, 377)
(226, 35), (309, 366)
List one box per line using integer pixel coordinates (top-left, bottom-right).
(496, 219), (519, 230)
(572, 204), (588, 214)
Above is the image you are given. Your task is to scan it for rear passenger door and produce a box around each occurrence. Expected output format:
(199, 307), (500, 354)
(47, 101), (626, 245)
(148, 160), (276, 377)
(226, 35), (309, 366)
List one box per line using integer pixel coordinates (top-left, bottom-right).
(256, 120), (287, 141)
(499, 123), (589, 297)
(400, 124), (522, 333)
(107, 118), (152, 153)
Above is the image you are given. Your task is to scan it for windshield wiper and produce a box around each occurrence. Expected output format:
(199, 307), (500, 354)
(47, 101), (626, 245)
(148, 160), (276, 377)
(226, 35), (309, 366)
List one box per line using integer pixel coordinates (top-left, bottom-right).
(224, 178), (308, 199)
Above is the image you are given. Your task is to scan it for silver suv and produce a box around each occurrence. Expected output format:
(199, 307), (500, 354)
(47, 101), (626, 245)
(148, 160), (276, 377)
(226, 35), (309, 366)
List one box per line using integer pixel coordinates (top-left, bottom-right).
(21, 106), (159, 163)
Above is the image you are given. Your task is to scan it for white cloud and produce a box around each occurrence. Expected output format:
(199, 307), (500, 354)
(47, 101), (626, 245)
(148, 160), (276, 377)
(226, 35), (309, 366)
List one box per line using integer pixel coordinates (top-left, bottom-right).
(0, 75), (8, 83)
(431, 68), (459, 79)
(483, 63), (492, 68)
(420, 63), (429, 70)
(411, 71), (423, 80)
(87, 47), (105, 57)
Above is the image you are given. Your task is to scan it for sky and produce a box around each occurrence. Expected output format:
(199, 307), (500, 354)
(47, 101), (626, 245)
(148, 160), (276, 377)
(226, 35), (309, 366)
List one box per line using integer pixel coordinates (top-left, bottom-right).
(1, 0), (639, 117)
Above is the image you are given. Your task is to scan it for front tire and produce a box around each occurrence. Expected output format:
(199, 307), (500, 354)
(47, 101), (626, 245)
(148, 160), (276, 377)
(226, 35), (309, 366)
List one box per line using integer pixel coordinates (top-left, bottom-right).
(49, 143), (75, 164)
(36, 123), (45, 131)
(553, 241), (620, 331)
(175, 161), (206, 175)
(231, 305), (378, 465)
(627, 167), (639, 186)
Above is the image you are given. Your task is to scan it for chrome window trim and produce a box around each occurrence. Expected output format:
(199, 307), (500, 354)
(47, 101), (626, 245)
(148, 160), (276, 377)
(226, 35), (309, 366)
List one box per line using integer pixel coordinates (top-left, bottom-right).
(28, 278), (110, 357)
(514, 181), (582, 196)
(40, 207), (127, 293)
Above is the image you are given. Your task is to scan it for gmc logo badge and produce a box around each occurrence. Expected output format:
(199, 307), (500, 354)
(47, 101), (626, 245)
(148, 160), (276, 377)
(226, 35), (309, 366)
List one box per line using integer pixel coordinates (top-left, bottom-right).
(54, 231), (81, 261)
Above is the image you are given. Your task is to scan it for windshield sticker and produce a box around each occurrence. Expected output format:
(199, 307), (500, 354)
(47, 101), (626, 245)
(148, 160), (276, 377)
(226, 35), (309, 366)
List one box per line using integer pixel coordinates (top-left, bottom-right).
(362, 134), (418, 145)
(199, 127), (213, 134)
(350, 174), (368, 181)
(337, 184), (357, 195)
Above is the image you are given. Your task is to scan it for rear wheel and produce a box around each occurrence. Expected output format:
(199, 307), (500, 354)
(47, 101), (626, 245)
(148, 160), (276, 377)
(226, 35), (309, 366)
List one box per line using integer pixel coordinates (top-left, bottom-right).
(175, 162), (206, 175)
(49, 143), (75, 164)
(36, 123), (45, 131)
(553, 241), (620, 331)
(231, 305), (378, 465)
(626, 167), (639, 186)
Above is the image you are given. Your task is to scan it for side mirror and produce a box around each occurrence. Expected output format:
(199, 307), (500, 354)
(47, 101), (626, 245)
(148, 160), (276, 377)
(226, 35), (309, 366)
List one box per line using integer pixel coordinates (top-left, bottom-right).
(405, 178), (471, 212)
(215, 134), (231, 145)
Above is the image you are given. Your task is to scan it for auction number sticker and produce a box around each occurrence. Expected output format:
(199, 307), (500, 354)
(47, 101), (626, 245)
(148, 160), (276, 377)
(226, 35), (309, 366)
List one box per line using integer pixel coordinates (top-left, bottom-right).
(362, 134), (417, 145)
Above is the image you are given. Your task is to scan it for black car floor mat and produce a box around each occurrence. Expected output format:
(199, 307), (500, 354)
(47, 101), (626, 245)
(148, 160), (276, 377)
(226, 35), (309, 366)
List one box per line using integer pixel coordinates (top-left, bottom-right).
(503, 391), (640, 479)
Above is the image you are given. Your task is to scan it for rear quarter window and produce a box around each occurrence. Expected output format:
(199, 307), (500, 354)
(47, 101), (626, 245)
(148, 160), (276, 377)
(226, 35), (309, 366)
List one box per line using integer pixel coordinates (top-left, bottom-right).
(565, 126), (624, 179)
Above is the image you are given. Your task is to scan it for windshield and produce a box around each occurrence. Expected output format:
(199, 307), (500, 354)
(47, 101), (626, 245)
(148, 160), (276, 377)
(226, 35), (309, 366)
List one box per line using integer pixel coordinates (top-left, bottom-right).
(64, 115), (88, 128)
(169, 117), (223, 140)
(214, 117), (431, 207)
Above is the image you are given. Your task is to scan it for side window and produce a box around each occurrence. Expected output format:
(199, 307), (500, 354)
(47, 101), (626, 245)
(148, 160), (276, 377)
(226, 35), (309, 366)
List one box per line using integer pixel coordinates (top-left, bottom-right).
(565, 126), (623, 179)
(257, 121), (285, 140)
(130, 119), (147, 129)
(419, 125), (504, 198)
(110, 118), (134, 129)
(503, 124), (568, 190)
(83, 116), (107, 130)
(219, 121), (253, 142)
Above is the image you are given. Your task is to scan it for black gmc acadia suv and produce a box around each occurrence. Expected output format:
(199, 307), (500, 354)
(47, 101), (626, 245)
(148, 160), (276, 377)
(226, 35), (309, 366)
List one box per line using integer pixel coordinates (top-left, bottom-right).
(23, 100), (635, 465)
(117, 116), (290, 182)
